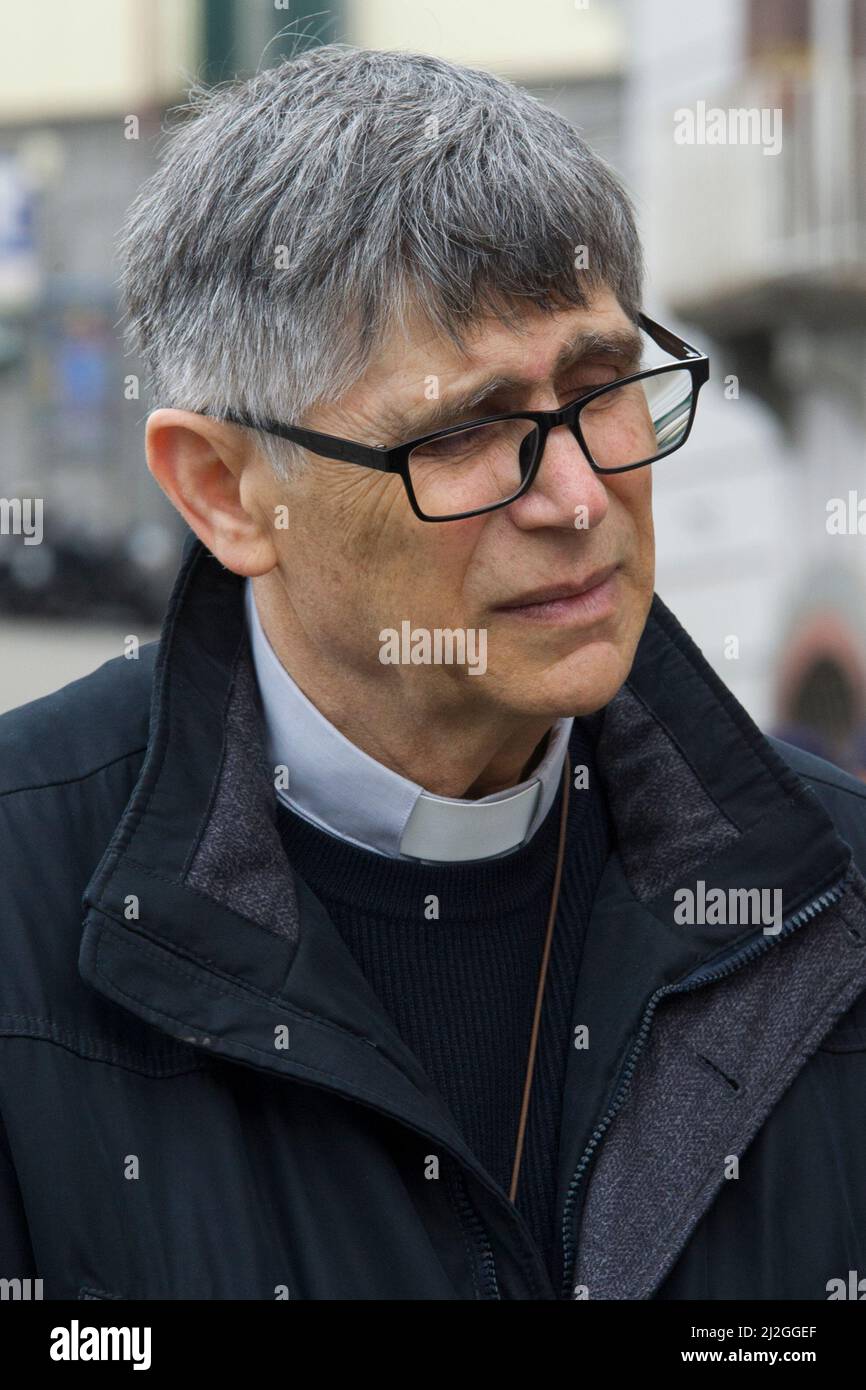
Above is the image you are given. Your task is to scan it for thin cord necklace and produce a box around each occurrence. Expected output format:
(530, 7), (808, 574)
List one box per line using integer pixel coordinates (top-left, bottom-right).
(509, 755), (571, 1203)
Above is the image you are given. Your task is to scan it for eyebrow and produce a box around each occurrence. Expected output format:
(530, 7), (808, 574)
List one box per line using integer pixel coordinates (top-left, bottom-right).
(376, 326), (645, 443)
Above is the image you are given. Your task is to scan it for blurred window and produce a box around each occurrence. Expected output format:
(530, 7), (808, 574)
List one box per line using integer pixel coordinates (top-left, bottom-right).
(748, 0), (810, 63)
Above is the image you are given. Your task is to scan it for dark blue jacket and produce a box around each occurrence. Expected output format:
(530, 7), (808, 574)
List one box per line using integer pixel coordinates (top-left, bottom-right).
(2, 530), (866, 1300)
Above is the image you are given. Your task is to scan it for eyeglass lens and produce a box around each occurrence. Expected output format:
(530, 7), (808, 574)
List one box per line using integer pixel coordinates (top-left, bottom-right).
(406, 367), (695, 518)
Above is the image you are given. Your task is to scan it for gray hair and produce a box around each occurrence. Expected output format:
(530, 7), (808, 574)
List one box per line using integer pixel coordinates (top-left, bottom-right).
(118, 42), (644, 480)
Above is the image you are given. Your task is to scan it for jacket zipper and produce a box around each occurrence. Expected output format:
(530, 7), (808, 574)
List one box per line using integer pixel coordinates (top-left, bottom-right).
(446, 1164), (501, 1299)
(558, 872), (849, 1299)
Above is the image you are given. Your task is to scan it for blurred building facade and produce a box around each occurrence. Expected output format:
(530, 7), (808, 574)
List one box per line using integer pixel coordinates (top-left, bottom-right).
(0, 0), (339, 620)
(629, 0), (866, 771)
(0, 2), (195, 618)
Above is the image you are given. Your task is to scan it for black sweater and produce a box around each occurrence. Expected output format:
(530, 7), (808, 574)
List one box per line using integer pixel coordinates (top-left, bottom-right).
(275, 719), (613, 1282)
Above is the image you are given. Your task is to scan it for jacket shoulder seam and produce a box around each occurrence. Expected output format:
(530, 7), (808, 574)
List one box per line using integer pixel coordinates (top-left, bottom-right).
(0, 745), (147, 801)
(801, 772), (866, 803)
(0, 1015), (206, 1076)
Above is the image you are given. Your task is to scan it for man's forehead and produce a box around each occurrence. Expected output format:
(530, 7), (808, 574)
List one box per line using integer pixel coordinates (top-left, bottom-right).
(376, 292), (634, 382)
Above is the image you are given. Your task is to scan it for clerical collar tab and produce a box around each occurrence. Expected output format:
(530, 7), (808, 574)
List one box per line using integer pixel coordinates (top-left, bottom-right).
(399, 782), (543, 862)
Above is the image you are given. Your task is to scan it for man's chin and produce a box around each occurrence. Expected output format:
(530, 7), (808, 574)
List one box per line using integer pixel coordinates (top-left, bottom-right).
(494, 642), (635, 722)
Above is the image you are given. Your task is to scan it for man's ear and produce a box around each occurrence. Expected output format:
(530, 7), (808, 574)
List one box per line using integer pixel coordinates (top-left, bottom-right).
(145, 408), (278, 576)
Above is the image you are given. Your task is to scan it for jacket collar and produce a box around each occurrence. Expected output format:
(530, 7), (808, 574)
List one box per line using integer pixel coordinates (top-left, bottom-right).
(79, 528), (866, 1296)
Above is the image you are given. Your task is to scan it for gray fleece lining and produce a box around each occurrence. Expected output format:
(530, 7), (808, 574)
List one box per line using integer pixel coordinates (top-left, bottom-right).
(575, 861), (866, 1299)
(186, 634), (300, 942)
(596, 684), (741, 902)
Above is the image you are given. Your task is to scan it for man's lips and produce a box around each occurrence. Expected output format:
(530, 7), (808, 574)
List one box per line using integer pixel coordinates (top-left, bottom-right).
(493, 563), (621, 612)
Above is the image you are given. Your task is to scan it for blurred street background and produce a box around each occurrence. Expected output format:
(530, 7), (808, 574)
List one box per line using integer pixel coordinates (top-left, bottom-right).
(1, 0), (865, 776)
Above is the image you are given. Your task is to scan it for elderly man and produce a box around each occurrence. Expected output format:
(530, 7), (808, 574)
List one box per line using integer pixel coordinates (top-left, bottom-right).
(2, 44), (866, 1303)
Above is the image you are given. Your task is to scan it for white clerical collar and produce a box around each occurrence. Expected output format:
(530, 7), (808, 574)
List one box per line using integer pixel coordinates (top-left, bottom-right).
(245, 579), (573, 863)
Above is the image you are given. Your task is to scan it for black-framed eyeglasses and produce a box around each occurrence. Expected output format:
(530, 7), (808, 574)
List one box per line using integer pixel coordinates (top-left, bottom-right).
(218, 312), (709, 522)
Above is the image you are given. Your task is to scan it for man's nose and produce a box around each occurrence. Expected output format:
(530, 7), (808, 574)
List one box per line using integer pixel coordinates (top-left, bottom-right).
(512, 422), (610, 530)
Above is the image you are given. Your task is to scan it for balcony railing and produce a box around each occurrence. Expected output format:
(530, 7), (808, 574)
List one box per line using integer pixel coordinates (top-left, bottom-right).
(652, 64), (866, 319)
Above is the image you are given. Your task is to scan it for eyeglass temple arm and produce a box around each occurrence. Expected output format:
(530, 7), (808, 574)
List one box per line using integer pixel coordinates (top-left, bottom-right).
(222, 410), (394, 471)
(637, 312), (705, 362)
